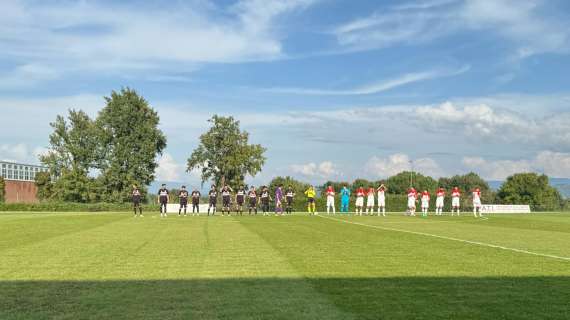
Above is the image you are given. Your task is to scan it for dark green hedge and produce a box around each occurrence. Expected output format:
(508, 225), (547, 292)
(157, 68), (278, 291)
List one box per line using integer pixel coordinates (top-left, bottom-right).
(0, 202), (159, 212)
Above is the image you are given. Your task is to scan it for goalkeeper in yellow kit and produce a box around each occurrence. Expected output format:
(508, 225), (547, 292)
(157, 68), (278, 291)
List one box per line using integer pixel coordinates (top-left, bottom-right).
(304, 186), (317, 215)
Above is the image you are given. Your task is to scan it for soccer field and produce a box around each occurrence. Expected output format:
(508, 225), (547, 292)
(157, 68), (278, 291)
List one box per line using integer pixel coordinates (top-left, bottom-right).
(1, 212), (569, 319)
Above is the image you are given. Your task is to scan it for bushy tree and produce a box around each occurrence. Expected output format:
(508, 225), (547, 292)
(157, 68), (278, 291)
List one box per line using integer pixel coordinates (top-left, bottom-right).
(386, 171), (437, 194)
(497, 173), (563, 211)
(96, 88), (167, 202)
(35, 171), (53, 201)
(438, 172), (490, 193)
(187, 115), (266, 189)
(40, 110), (100, 202)
(351, 178), (374, 192)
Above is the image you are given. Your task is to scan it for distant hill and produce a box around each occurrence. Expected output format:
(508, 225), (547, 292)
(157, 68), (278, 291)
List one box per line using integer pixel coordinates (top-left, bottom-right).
(487, 178), (570, 198)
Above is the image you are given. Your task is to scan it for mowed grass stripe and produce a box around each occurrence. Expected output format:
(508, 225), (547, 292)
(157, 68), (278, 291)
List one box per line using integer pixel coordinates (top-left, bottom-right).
(339, 213), (570, 258)
(319, 215), (570, 262)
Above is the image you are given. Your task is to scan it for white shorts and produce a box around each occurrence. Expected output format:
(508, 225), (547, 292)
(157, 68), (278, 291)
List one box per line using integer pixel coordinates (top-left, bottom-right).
(326, 196), (335, 207)
(378, 197), (386, 207)
(407, 198), (416, 208)
(421, 200), (429, 209)
(356, 197), (364, 207)
(452, 197), (460, 207)
(473, 199), (482, 208)
(367, 196), (374, 207)
(436, 197), (444, 208)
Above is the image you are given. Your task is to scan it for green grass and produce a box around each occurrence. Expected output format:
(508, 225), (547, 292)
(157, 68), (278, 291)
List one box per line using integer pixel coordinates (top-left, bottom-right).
(1, 211), (569, 319)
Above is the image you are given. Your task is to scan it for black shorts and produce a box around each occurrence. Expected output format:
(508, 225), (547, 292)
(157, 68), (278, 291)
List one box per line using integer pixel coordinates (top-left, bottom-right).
(159, 196), (168, 204)
(180, 200), (188, 206)
(237, 196), (244, 205)
(192, 199), (199, 206)
(307, 198), (315, 204)
(223, 196), (231, 207)
(133, 201), (141, 207)
(286, 197), (293, 206)
(209, 198), (217, 206)
(249, 198), (257, 207)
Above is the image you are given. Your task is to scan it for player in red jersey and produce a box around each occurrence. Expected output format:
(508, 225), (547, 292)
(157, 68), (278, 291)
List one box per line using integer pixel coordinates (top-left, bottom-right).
(420, 190), (430, 217)
(407, 187), (418, 216)
(325, 185), (336, 215)
(451, 187), (461, 216)
(366, 186), (375, 215)
(435, 187), (445, 216)
(377, 184), (387, 216)
(355, 187), (365, 215)
(472, 187), (483, 217)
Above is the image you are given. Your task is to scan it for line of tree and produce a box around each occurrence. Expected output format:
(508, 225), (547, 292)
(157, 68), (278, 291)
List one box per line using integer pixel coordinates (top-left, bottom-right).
(36, 88), (166, 203)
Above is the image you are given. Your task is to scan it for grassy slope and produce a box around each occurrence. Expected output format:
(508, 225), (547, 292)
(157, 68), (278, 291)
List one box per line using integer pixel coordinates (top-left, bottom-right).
(0, 212), (569, 319)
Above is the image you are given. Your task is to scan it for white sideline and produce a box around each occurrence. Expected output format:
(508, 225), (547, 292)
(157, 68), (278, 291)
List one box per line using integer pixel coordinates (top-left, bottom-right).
(318, 215), (570, 262)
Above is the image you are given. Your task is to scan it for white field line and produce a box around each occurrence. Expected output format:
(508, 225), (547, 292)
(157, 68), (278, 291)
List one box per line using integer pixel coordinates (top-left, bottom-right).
(318, 215), (570, 262)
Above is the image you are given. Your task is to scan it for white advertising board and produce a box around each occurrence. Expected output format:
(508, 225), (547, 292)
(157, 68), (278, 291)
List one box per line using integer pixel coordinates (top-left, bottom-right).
(480, 204), (531, 214)
(166, 203), (209, 214)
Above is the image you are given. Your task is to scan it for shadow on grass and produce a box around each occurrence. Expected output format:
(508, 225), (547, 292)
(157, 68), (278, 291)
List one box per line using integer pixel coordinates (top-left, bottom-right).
(1, 277), (568, 319)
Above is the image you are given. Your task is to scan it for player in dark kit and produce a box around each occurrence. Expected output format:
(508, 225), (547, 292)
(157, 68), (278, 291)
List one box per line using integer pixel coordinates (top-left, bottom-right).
(191, 188), (201, 216)
(178, 186), (189, 216)
(285, 186), (295, 215)
(132, 186), (143, 217)
(260, 186), (272, 216)
(158, 184), (169, 217)
(248, 186), (258, 215)
(207, 185), (218, 216)
(235, 185), (246, 215)
(221, 185), (233, 216)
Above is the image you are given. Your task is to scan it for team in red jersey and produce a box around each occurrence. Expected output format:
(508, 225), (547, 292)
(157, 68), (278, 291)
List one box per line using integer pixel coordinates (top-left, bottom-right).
(472, 187), (483, 217)
(407, 187), (418, 216)
(435, 187), (445, 216)
(355, 187), (365, 215)
(366, 186), (375, 214)
(420, 190), (430, 217)
(451, 187), (461, 216)
(325, 185), (336, 215)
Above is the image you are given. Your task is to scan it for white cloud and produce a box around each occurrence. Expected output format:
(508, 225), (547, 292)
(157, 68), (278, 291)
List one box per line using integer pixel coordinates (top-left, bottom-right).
(463, 151), (570, 179)
(365, 153), (444, 178)
(155, 153), (184, 182)
(412, 101), (570, 149)
(0, 143), (45, 164)
(263, 65), (469, 95)
(0, 0), (315, 85)
(333, 0), (570, 58)
(290, 161), (339, 179)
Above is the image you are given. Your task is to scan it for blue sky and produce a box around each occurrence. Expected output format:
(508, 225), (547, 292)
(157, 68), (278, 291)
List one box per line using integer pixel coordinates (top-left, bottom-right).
(1, 0), (570, 188)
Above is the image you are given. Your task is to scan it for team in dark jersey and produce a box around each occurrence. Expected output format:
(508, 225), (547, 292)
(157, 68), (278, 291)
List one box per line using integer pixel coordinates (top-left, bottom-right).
(191, 188), (201, 215)
(208, 185), (217, 216)
(285, 187), (295, 215)
(235, 186), (246, 215)
(221, 185), (233, 216)
(132, 186), (143, 217)
(248, 186), (258, 215)
(260, 186), (272, 216)
(158, 184), (169, 217)
(178, 186), (189, 216)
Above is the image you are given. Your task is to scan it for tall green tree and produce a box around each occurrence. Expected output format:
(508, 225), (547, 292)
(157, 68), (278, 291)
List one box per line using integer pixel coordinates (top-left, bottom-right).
(96, 88), (167, 202)
(40, 110), (99, 202)
(40, 110), (98, 177)
(497, 173), (563, 211)
(187, 115), (266, 188)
